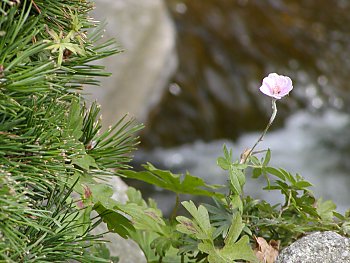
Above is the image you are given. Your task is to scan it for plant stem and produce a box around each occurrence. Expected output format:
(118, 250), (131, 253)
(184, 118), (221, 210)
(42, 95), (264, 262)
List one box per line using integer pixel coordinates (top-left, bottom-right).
(242, 99), (277, 163)
(170, 193), (180, 221)
(279, 190), (292, 218)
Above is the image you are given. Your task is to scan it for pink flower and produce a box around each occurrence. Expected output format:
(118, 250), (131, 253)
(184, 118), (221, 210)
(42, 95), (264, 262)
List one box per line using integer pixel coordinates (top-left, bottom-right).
(83, 185), (92, 199)
(259, 73), (293, 99)
(77, 200), (85, 209)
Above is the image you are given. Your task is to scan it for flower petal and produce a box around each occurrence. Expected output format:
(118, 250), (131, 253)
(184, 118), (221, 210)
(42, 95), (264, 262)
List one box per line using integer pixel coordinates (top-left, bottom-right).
(259, 83), (272, 96)
(278, 76), (293, 96)
(259, 73), (293, 99)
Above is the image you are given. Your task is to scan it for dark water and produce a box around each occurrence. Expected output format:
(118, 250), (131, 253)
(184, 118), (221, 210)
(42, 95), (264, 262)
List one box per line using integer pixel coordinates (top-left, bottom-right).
(141, 0), (350, 148)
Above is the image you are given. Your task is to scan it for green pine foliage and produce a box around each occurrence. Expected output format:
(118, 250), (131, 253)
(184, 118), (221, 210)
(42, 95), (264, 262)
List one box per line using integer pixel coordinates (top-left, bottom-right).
(0, 0), (141, 261)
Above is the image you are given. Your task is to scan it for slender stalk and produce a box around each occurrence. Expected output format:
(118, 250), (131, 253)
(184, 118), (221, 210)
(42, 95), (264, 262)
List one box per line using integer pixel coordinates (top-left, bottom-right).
(170, 193), (180, 221)
(242, 99), (277, 163)
(279, 190), (292, 218)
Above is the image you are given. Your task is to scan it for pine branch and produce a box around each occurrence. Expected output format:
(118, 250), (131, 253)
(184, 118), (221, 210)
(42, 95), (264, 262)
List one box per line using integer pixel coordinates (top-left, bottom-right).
(1, 0), (139, 261)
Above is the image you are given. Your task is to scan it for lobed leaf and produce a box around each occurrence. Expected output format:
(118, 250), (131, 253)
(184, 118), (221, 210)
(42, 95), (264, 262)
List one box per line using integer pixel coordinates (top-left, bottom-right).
(94, 203), (134, 239)
(122, 163), (223, 197)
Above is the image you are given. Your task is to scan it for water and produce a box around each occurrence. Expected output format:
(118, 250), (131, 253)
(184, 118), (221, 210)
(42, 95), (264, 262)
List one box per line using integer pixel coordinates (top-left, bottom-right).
(142, 0), (350, 147)
(135, 109), (350, 214)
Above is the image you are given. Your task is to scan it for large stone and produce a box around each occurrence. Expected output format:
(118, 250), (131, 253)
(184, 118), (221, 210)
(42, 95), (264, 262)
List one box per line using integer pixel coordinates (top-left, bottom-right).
(84, 1), (177, 261)
(93, 176), (146, 263)
(276, 231), (350, 263)
(87, 0), (177, 125)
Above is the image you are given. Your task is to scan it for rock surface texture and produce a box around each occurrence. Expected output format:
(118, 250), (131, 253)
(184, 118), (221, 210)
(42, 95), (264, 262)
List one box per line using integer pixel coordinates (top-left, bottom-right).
(88, 0), (177, 125)
(276, 231), (350, 263)
(93, 177), (146, 263)
(86, 1), (176, 262)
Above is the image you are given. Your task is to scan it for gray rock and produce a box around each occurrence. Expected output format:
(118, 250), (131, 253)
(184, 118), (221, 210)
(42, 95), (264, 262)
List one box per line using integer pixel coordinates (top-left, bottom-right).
(85, 0), (177, 258)
(87, 0), (177, 125)
(276, 231), (350, 263)
(93, 176), (146, 263)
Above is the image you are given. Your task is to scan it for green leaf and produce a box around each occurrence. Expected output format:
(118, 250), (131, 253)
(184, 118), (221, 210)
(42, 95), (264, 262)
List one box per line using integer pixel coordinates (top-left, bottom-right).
(126, 187), (148, 207)
(230, 194), (243, 214)
(282, 168), (296, 184)
(66, 98), (83, 140)
(223, 145), (232, 161)
(94, 203), (134, 239)
(151, 235), (172, 257)
(265, 167), (286, 180)
(118, 203), (166, 234)
(176, 216), (202, 237)
(177, 201), (215, 241)
(198, 235), (258, 263)
(217, 156), (230, 170)
(316, 198), (337, 221)
(76, 206), (93, 236)
(198, 241), (226, 263)
(220, 235), (258, 263)
(236, 167), (246, 187)
(122, 163), (223, 197)
(345, 209), (350, 218)
(263, 149), (271, 166)
(204, 200), (233, 239)
(127, 230), (160, 262)
(181, 201), (213, 239)
(249, 155), (261, 166)
(90, 184), (117, 208)
(198, 242), (227, 263)
(229, 167), (243, 195)
(90, 114), (143, 170)
(252, 167), (262, 178)
(341, 222), (350, 235)
(224, 213), (244, 246)
(90, 243), (119, 263)
(294, 180), (313, 189)
(72, 154), (98, 170)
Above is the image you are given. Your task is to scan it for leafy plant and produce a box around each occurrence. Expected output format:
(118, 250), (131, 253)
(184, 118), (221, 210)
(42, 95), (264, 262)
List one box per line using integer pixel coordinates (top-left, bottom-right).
(177, 201), (257, 263)
(117, 143), (350, 262)
(112, 79), (350, 262)
(243, 149), (350, 246)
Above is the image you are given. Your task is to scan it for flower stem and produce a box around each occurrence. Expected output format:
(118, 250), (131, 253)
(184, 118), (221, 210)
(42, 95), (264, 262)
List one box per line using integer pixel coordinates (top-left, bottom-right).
(241, 99), (277, 163)
(170, 193), (180, 221)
